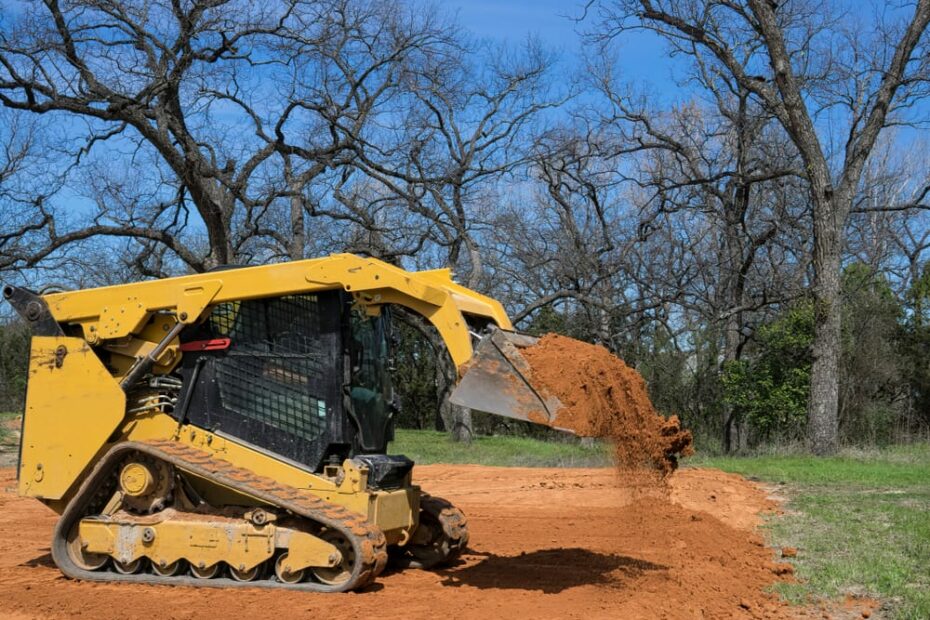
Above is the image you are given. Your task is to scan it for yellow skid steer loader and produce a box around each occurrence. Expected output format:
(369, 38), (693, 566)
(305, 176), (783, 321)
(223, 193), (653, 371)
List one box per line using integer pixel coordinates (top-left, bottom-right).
(4, 254), (568, 591)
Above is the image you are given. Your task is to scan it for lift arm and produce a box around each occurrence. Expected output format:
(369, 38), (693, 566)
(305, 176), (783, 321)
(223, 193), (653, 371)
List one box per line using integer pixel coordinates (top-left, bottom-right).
(17, 254), (511, 368)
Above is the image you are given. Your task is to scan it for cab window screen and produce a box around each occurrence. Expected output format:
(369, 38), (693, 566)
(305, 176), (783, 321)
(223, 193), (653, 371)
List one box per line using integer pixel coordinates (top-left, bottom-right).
(213, 295), (329, 443)
(179, 292), (346, 469)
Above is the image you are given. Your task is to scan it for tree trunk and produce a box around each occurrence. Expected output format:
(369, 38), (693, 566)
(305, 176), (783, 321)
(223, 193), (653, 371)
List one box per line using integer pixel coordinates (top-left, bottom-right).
(722, 311), (742, 452)
(435, 354), (451, 432)
(719, 184), (749, 453)
(448, 406), (474, 443)
(434, 401), (446, 432)
(202, 196), (234, 270)
(288, 188), (305, 261)
(437, 362), (474, 443)
(597, 282), (612, 347)
(432, 321), (473, 443)
(437, 378), (473, 442)
(284, 159), (306, 262)
(808, 197), (843, 455)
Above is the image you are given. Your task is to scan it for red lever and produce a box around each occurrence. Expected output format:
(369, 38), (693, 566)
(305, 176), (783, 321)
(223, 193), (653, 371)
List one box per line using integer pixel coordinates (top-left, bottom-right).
(179, 338), (231, 352)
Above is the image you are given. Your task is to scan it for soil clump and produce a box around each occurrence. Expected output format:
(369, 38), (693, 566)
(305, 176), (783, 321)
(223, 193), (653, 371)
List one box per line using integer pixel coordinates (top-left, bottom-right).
(521, 334), (693, 478)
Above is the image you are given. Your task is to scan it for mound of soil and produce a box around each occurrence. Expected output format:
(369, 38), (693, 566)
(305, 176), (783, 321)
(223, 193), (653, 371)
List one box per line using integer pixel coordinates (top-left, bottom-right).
(522, 334), (693, 478)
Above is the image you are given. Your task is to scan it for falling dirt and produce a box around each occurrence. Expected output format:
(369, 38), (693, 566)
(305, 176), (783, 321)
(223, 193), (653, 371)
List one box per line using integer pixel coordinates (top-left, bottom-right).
(521, 334), (693, 478)
(0, 465), (878, 620)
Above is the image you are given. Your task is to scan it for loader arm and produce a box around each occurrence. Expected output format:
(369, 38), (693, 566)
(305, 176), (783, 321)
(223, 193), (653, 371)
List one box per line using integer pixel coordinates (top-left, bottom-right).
(31, 253), (511, 371)
(3, 254), (527, 500)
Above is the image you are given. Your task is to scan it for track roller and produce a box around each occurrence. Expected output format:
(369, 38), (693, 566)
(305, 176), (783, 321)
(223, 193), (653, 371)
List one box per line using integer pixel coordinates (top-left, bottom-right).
(274, 553), (305, 584)
(151, 560), (184, 577)
(190, 563), (220, 579)
(113, 559), (144, 574)
(229, 563), (262, 582)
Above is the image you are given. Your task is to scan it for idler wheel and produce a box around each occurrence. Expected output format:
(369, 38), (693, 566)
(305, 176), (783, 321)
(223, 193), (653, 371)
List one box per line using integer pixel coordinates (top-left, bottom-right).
(65, 523), (107, 571)
(309, 530), (353, 587)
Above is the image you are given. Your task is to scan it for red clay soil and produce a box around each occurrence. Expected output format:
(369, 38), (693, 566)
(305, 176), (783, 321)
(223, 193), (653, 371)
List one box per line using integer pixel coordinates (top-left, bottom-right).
(522, 334), (693, 477)
(0, 466), (877, 620)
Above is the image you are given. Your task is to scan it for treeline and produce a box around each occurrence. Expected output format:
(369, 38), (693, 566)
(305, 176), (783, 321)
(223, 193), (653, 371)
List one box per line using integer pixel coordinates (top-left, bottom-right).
(391, 263), (930, 450)
(1, 1), (930, 452)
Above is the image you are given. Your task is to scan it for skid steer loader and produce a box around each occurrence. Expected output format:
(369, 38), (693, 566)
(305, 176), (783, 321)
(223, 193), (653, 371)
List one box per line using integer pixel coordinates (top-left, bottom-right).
(3, 254), (570, 592)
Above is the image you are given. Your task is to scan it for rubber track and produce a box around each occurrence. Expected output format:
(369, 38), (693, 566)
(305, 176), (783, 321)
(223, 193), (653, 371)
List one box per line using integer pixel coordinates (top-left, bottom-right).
(51, 439), (388, 592)
(422, 495), (468, 562)
(396, 495), (469, 569)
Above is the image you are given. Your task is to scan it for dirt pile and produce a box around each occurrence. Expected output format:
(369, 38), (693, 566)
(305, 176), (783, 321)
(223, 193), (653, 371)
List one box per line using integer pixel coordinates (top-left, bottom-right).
(522, 334), (693, 477)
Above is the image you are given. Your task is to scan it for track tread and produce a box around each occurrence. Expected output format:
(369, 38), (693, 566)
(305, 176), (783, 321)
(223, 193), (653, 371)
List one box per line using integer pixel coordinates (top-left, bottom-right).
(422, 495), (469, 560)
(393, 494), (469, 569)
(51, 440), (388, 592)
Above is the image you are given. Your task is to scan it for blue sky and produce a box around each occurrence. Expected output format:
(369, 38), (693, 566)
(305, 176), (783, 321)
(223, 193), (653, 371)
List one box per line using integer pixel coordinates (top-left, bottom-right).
(449, 0), (929, 151)
(448, 0), (583, 42)
(448, 0), (684, 99)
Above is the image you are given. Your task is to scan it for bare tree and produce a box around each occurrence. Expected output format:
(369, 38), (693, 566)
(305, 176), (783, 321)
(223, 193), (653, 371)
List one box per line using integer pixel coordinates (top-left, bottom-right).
(591, 50), (811, 449)
(349, 37), (565, 287)
(0, 111), (47, 275)
(340, 37), (565, 440)
(846, 135), (930, 283)
(590, 0), (930, 453)
(0, 0), (452, 271)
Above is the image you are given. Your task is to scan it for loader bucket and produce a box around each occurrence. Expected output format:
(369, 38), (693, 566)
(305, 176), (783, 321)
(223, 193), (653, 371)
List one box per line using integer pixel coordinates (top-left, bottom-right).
(449, 329), (569, 431)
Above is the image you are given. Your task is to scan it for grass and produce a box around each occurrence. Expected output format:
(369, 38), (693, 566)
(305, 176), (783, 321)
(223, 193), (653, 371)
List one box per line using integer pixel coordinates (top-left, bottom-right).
(389, 428), (611, 467)
(692, 445), (930, 619)
(0, 412), (19, 445)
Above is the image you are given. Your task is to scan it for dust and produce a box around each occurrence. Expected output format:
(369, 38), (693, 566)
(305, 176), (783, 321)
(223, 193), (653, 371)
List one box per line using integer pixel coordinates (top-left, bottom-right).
(521, 334), (694, 483)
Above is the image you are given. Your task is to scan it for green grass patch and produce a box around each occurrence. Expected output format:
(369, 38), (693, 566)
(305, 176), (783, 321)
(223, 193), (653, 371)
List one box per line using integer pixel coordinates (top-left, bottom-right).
(690, 445), (930, 486)
(692, 445), (930, 619)
(0, 412), (19, 445)
(389, 428), (610, 467)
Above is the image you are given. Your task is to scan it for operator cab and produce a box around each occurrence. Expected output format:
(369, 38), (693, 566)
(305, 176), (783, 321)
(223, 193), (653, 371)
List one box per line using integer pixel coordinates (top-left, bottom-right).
(174, 291), (399, 473)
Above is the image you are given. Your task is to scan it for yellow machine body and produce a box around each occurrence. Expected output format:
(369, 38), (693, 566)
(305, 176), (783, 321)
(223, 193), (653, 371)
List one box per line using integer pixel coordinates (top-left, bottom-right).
(17, 254), (508, 527)
(6, 254), (518, 590)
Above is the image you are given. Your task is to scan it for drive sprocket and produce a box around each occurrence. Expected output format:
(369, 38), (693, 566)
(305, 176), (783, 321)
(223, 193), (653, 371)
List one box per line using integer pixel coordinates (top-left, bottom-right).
(118, 454), (174, 514)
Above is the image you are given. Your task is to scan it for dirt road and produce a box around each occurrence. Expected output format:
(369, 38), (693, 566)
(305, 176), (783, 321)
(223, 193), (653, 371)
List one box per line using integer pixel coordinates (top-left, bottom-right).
(0, 465), (874, 620)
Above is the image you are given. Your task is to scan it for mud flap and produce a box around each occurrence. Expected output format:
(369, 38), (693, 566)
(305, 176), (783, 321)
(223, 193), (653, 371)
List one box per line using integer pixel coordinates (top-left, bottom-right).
(448, 329), (568, 430)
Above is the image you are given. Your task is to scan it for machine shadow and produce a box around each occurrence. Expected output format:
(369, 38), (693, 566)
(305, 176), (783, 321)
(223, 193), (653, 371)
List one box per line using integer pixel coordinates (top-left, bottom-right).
(22, 552), (55, 568)
(437, 547), (666, 593)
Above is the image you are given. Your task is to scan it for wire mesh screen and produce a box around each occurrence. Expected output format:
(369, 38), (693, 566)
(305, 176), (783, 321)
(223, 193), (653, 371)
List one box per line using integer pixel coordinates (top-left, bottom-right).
(209, 295), (331, 443)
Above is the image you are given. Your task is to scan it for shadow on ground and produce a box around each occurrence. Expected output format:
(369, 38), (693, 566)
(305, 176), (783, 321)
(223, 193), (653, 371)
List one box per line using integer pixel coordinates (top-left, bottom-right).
(22, 552), (54, 568)
(438, 547), (666, 593)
